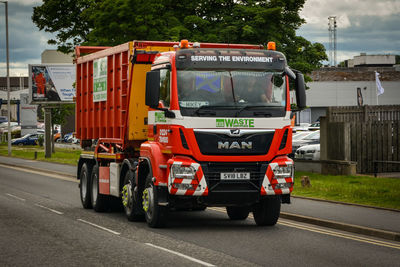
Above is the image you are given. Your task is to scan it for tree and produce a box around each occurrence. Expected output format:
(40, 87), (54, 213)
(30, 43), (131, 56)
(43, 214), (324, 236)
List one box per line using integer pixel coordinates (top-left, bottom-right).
(32, 0), (327, 76)
(32, 0), (94, 53)
(51, 104), (75, 126)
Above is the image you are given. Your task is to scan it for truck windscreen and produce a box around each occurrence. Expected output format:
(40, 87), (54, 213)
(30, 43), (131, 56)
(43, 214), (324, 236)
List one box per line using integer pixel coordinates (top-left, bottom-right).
(177, 70), (286, 117)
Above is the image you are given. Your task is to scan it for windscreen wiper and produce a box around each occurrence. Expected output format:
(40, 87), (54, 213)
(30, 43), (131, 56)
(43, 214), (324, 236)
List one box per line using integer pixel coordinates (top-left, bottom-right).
(192, 105), (240, 116)
(193, 105), (230, 116)
(235, 105), (271, 117)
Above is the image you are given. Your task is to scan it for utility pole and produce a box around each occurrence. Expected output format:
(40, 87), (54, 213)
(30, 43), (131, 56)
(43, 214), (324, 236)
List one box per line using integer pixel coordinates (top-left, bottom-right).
(328, 16), (337, 67)
(1, 1), (11, 156)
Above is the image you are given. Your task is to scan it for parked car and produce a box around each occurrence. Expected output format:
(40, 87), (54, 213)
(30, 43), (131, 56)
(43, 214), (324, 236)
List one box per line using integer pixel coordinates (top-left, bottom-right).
(54, 132), (61, 142)
(0, 116), (8, 123)
(11, 133), (43, 146)
(63, 132), (73, 143)
(295, 144), (320, 160)
(292, 130), (320, 155)
(293, 123), (311, 132)
(0, 122), (18, 132)
(292, 131), (313, 141)
(308, 121), (320, 131)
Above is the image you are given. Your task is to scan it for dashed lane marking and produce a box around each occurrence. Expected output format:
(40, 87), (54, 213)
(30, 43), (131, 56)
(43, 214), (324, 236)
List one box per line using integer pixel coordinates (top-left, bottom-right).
(35, 204), (64, 215)
(5, 193), (25, 201)
(77, 219), (120, 235)
(145, 243), (215, 267)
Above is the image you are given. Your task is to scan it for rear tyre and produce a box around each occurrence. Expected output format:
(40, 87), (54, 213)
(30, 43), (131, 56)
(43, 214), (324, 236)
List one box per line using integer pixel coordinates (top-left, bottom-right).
(143, 173), (168, 228)
(226, 206), (250, 220)
(192, 204), (207, 211)
(79, 163), (92, 209)
(91, 165), (108, 212)
(122, 170), (144, 221)
(253, 196), (281, 226)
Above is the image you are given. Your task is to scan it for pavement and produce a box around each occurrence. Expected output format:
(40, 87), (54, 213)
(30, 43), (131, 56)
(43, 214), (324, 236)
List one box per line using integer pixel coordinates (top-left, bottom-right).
(1, 155), (399, 241)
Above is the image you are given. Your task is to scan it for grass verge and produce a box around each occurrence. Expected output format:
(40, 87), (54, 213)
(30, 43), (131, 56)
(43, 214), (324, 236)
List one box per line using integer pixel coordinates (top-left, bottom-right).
(0, 144), (81, 165)
(293, 171), (400, 210)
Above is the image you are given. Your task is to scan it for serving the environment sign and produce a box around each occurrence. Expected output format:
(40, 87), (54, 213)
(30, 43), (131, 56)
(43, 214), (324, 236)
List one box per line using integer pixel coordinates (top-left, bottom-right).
(29, 64), (75, 103)
(93, 57), (108, 102)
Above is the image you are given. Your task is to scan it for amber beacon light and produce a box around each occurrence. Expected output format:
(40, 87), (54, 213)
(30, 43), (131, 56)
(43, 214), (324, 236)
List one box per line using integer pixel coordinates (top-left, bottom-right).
(267, 41), (276, 50)
(180, 39), (189, 49)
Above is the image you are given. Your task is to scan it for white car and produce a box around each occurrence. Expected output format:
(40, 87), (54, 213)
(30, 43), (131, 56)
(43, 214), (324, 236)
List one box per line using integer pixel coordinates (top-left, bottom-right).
(295, 144), (320, 160)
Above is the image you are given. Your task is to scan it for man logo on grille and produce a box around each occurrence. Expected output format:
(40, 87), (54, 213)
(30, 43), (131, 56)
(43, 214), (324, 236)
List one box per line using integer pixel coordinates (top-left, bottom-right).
(218, 141), (252, 149)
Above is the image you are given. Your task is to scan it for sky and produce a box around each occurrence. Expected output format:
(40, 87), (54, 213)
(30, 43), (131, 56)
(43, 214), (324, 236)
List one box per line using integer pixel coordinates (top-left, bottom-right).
(0, 0), (399, 76)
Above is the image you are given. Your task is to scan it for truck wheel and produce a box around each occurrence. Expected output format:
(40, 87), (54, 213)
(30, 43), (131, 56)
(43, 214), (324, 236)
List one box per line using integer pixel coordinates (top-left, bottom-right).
(79, 163), (92, 209)
(91, 165), (108, 212)
(253, 196), (281, 226)
(192, 204), (207, 211)
(142, 174), (168, 228)
(122, 171), (144, 221)
(226, 206), (249, 220)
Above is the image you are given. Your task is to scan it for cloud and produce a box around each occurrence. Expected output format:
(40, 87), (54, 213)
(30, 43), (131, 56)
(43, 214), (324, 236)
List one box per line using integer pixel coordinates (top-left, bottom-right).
(298, 0), (400, 63)
(301, 0), (400, 29)
(11, 0), (42, 7)
(0, 1), (57, 76)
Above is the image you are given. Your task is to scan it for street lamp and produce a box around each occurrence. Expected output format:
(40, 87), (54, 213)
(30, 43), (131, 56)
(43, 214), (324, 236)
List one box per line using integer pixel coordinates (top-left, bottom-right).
(0, 0), (10, 156)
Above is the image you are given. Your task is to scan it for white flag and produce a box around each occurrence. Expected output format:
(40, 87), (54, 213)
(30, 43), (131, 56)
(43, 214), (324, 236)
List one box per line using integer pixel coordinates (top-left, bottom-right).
(375, 71), (384, 96)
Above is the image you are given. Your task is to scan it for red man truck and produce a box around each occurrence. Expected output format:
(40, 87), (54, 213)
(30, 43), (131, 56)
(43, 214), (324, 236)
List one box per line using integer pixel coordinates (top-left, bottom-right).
(75, 40), (306, 228)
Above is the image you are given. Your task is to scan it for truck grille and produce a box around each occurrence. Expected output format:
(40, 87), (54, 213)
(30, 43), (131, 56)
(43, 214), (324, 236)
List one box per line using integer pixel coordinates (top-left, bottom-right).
(194, 131), (275, 155)
(200, 162), (268, 192)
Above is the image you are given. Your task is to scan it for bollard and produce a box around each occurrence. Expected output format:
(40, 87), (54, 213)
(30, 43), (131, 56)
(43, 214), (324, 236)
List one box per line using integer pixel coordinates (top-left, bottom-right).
(34, 151), (37, 160)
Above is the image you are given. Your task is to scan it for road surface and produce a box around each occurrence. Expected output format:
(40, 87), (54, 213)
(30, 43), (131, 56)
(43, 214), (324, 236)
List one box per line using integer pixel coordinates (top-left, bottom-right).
(1, 164), (400, 266)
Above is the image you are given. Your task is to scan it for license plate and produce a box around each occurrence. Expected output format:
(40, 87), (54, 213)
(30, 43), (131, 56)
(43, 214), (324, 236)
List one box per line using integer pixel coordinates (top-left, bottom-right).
(220, 172), (250, 180)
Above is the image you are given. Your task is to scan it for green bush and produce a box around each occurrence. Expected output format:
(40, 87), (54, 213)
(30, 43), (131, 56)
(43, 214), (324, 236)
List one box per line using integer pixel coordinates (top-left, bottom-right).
(38, 135), (44, 146)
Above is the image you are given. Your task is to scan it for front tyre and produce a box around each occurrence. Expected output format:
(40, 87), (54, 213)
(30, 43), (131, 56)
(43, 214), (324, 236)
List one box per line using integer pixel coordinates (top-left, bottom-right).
(253, 196), (281, 226)
(142, 174), (168, 228)
(226, 206), (250, 220)
(79, 163), (92, 209)
(122, 170), (144, 221)
(91, 165), (108, 212)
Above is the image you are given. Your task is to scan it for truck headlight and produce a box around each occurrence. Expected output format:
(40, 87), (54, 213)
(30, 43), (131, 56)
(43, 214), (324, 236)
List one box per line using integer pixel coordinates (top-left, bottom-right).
(272, 164), (293, 178)
(170, 165), (196, 179)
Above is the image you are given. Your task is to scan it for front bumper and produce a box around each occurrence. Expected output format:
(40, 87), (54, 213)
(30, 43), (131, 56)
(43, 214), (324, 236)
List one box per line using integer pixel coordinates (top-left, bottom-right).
(166, 156), (294, 200)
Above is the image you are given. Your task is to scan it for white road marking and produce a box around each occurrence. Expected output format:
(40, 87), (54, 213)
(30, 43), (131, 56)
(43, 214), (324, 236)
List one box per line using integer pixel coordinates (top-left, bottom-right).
(0, 163), (77, 183)
(35, 204), (64, 215)
(145, 243), (215, 267)
(77, 219), (120, 235)
(5, 193), (26, 201)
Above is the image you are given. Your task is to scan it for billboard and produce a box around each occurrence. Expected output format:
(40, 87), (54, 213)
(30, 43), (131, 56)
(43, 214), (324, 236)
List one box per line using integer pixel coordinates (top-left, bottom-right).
(29, 64), (75, 104)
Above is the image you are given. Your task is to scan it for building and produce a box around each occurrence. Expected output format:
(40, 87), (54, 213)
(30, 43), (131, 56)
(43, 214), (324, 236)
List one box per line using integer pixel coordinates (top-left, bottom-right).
(0, 77), (29, 119)
(304, 66), (400, 122)
(347, 54), (395, 68)
(41, 50), (74, 64)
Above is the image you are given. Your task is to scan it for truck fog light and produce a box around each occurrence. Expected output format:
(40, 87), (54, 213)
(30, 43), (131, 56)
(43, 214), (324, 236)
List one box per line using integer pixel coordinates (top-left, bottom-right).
(272, 164), (293, 178)
(171, 165), (196, 179)
(172, 183), (199, 191)
(275, 182), (293, 189)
